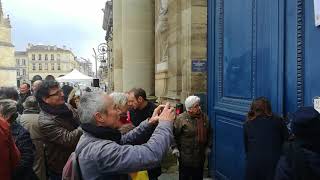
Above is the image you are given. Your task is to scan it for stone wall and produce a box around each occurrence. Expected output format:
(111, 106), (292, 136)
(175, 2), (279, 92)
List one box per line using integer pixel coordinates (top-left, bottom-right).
(155, 0), (207, 103)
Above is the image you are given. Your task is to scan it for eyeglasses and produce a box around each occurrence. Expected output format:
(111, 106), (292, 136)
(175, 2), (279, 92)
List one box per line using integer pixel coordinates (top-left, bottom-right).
(48, 89), (63, 97)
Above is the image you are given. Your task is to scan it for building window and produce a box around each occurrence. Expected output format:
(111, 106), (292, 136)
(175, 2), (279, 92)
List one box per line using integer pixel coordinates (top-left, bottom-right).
(32, 63), (36, 70)
(57, 54), (61, 60)
(58, 63), (61, 70)
(16, 59), (20, 66)
(51, 63), (54, 70)
(17, 70), (20, 76)
(32, 54), (35, 60)
(38, 54), (42, 60)
(51, 54), (54, 60)
(45, 63), (48, 70)
(45, 54), (48, 60)
(22, 59), (26, 66)
(22, 69), (26, 76)
(39, 63), (42, 70)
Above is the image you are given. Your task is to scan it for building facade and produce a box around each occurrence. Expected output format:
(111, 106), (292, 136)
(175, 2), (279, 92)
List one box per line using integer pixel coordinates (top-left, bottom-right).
(76, 57), (93, 77)
(15, 51), (28, 86)
(15, 44), (81, 83)
(102, 0), (207, 102)
(0, 0), (16, 86)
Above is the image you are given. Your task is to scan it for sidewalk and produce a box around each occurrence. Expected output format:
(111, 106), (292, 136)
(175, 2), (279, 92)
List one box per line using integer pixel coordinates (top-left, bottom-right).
(158, 152), (213, 180)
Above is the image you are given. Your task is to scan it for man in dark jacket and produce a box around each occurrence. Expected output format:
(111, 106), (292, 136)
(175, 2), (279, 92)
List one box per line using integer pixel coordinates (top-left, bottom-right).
(36, 80), (82, 180)
(128, 88), (157, 127)
(18, 83), (31, 114)
(127, 88), (161, 179)
(275, 107), (320, 180)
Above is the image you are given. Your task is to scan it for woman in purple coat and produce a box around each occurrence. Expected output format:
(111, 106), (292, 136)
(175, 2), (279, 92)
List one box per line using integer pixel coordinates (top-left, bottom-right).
(243, 97), (288, 180)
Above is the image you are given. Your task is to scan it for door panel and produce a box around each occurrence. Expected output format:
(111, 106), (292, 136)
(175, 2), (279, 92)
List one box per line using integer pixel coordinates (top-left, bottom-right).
(208, 0), (284, 179)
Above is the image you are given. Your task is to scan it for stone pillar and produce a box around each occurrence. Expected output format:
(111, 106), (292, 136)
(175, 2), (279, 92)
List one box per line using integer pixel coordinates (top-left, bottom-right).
(121, 0), (155, 95)
(113, 0), (123, 92)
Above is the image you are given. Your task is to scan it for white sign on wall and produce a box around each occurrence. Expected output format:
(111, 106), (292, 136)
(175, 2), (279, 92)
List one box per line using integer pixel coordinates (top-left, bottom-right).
(315, 0), (320, 26)
(313, 96), (320, 113)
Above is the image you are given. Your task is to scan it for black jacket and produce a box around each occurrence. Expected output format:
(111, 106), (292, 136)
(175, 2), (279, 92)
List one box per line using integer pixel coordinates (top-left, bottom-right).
(129, 101), (161, 179)
(243, 115), (289, 180)
(275, 139), (320, 180)
(11, 121), (37, 180)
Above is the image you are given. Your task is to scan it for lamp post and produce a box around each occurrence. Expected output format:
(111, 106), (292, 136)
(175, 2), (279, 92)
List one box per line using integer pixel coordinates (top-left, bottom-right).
(92, 48), (98, 78)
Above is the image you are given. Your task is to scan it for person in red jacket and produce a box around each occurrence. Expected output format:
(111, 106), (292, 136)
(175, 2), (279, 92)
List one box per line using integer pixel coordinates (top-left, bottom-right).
(0, 100), (21, 180)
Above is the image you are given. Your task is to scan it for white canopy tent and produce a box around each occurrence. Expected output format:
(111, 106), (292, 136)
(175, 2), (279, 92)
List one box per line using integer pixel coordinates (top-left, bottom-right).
(56, 69), (93, 83)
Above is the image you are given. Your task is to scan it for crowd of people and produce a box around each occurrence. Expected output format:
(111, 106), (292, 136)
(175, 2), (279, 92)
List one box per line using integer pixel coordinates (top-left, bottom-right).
(0, 79), (319, 180)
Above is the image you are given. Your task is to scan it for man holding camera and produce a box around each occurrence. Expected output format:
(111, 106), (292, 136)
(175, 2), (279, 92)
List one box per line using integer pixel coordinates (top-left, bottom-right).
(75, 92), (176, 180)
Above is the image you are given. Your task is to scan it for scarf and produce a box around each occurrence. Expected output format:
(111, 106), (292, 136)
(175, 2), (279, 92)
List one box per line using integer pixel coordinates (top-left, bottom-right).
(191, 113), (208, 145)
(81, 123), (121, 144)
(39, 102), (74, 119)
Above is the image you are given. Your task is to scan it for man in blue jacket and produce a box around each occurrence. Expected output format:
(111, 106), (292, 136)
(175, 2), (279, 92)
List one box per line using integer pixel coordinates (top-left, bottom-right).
(76, 92), (175, 180)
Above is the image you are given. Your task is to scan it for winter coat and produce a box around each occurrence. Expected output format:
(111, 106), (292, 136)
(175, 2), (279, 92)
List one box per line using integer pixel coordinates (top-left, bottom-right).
(243, 115), (289, 180)
(11, 120), (37, 180)
(20, 109), (47, 180)
(173, 112), (212, 167)
(274, 140), (320, 180)
(76, 120), (173, 180)
(38, 106), (82, 174)
(0, 118), (20, 180)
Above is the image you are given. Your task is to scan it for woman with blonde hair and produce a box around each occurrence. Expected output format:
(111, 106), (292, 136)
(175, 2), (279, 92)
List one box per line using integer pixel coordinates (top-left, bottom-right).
(243, 97), (288, 180)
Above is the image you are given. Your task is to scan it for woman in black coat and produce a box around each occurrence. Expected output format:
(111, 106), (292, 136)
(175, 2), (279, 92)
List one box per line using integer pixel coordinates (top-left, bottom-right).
(243, 97), (288, 180)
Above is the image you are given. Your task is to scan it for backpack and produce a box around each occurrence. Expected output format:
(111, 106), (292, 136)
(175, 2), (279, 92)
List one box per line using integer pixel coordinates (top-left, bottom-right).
(62, 152), (83, 180)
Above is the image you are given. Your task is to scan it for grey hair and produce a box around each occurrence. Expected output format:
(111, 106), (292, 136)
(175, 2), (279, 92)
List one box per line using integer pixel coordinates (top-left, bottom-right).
(185, 95), (200, 111)
(23, 96), (39, 111)
(78, 91), (110, 124)
(0, 99), (17, 118)
(109, 92), (127, 108)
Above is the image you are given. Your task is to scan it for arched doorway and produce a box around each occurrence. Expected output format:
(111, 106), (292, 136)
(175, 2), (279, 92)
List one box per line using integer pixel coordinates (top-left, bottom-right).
(32, 75), (42, 81)
(45, 75), (55, 80)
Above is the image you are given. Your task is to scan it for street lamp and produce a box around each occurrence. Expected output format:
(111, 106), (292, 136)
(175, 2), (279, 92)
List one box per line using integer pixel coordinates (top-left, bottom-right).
(92, 48), (98, 78)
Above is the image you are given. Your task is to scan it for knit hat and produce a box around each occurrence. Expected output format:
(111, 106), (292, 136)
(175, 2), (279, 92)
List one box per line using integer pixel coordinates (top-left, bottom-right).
(290, 106), (320, 138)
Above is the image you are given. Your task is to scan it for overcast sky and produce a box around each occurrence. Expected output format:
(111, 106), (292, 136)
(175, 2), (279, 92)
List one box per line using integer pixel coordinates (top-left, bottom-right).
(2, 0), (108, 69)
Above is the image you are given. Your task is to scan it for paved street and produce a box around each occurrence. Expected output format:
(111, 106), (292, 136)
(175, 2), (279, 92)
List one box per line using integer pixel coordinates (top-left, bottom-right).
(159, 153), (213, 180)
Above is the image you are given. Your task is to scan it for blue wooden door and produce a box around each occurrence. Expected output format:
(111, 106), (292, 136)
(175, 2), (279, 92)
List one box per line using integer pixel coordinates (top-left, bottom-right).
(208, 0), (285, 179)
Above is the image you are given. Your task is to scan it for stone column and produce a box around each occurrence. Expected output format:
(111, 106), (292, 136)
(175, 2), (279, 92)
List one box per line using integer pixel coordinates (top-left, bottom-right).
(113, 0), (123, 92)
(121, 0), (155, 95)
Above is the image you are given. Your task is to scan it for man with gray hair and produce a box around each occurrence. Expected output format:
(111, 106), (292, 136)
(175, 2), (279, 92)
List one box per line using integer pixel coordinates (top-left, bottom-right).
(173, 95), (212, 180)
(110, 92), (134, 134)
(75, 92), (175, 179)
(0, 99), (21, 180)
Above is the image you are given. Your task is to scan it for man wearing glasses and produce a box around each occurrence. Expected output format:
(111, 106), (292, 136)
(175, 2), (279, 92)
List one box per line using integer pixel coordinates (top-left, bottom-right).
(35, 80), (82, 180)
